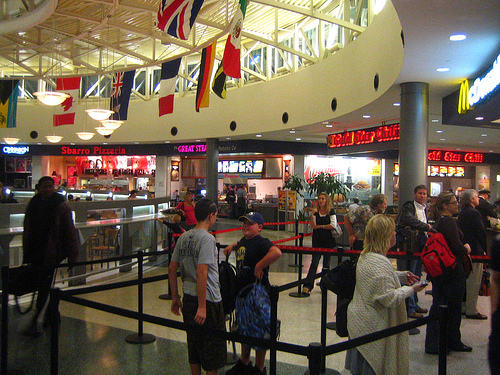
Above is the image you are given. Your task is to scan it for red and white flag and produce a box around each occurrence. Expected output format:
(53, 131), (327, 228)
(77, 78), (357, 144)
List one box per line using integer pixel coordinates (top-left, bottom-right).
(53, 77), (80, 126)
(222, 0), (248, 78)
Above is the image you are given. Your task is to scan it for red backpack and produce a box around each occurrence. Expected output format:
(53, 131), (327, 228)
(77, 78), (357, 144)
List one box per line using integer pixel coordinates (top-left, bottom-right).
(421, 232), (457, 278)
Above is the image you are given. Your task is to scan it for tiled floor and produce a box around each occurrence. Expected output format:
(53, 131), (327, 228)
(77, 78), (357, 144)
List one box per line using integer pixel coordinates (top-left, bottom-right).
(3, 219), (493, 374)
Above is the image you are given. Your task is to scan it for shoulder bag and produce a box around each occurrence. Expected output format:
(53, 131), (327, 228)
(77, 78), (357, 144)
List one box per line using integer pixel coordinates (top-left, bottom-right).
(330, 214), (343, 238)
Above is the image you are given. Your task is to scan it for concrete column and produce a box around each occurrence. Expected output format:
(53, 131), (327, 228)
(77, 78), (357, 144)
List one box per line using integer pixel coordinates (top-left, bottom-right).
(155, 155), (168, 198)
(206, 138), (219, 204)
(398, 82), (429, 208)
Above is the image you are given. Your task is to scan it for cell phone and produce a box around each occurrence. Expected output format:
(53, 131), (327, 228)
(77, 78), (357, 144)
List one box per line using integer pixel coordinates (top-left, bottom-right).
(421, 280), (429, 287)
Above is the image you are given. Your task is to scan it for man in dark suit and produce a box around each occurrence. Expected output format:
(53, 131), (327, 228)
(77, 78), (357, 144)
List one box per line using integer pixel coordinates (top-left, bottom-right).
(457, 189), (488, 320)
(476, 189), (497, 229)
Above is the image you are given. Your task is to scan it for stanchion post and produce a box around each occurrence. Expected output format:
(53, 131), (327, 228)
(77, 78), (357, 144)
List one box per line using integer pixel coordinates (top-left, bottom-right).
(50, 288), (60, 375)
(320, 268), (328, 372)
(289, 234), (309, 298)
(126, 251), (156, 344)
(159, 239), (173, 300)
(438, 305), (449, 375)
(269, 285), (279, 375)
(1, 266), (9, 374)
(306, 342), (322, 375)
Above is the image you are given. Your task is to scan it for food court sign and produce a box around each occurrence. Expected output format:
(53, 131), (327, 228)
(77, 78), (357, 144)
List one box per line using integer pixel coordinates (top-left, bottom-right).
(327, 123), (400, 148)
(458, 53), (500, 113)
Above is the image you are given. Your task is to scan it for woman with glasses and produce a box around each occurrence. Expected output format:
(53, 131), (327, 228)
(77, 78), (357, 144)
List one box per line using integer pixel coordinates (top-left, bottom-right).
(425, 192), (473, 354)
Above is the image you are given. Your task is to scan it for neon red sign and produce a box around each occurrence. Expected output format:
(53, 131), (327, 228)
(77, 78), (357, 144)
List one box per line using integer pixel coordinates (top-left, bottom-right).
(61, 146), (126, 155)
(327, 124), (400, 148)
(428, 150), (483, 163)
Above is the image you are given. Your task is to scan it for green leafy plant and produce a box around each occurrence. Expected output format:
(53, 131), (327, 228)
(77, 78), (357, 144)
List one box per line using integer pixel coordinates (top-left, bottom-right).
(296, 208), (309, 221)
(307, 172), (347, 201)
(283, 174), (305, 197)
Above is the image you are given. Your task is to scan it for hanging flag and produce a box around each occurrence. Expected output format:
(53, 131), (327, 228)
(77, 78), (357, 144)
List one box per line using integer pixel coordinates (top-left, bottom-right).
(110, 70), (136, 121)
(222, 0), (248, 78)
(159, 58), (182, 116)
(157, 0), (204, 40)
(0, 80), (19, 128)
(53, 77), (81, 126)
(196, 42), (216, 112)
(212, 61), (227, 99)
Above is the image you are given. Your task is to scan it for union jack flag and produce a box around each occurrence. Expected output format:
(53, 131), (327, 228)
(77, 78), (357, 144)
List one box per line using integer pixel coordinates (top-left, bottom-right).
(157, 0), (204, 40)
(109, 70), (135, 121)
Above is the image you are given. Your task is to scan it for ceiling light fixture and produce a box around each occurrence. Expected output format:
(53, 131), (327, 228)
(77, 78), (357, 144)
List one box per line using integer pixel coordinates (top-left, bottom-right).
(76, 132), (95, 140)
(363, 115), (371, 118)
(436, 67), (449, 72)
(95, 127), (114, 136)
(100, 120), (123, 130)
(476, 116), (484, 120)
(34, 91), (69, 106)
(45, 135), (63, 143)
(3, 137), (20, 145)
(86, 109), (114, 121)
(393, 102), (400, 106)
(450, 34), (466, 41)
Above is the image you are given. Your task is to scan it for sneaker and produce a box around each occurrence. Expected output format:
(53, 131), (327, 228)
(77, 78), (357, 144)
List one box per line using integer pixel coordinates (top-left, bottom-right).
(251, 365), (267, 375)
(226, 359), (253, 375)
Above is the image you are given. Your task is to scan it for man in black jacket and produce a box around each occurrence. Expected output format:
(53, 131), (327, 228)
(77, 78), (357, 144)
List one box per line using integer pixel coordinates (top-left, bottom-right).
(476, 189), (497, 229)
(396, 185), (433, 320)
(457, 189), (488, 320)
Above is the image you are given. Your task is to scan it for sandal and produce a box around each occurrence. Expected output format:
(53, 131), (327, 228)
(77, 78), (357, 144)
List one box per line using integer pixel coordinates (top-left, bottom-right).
(302, 287), (311, 295)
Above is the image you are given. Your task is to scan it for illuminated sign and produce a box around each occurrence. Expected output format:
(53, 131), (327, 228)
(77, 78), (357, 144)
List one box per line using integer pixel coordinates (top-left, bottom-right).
(3, 146), (29, 155)
(468, 53), (500, 107)
(61, 146), (126, 155)
(394, 163), (465, 178)
(428, 150), (483, 163)
(327, 124), (400, 148)
(458, 80), (470, 114)
(218, 160), (264, 174)
(177, 144), (207, 153)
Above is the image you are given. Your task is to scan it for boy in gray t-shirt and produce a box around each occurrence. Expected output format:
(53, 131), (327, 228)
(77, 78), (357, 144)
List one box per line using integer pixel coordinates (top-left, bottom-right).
(168, 199), (226, 375)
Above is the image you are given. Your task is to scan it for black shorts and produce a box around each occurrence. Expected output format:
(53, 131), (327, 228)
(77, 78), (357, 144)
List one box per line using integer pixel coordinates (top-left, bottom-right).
(182, 294), (226, 372)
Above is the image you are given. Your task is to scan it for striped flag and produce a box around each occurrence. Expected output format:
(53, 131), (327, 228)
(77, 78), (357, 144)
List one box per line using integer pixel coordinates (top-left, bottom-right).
(0, 80), (19, 128)
(53, 77), (80, 126)
(222, 0), (248, 78)
(196, 42), (216, 112)
(159, 58), (182, 116)
(157, 0), (204, 40)
(110, 70), (135, 120)
(212, 61), (227, 99)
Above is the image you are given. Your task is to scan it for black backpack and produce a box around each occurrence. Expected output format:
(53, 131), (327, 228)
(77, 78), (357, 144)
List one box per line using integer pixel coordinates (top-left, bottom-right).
(219, 260), (237, 315)
(320, 258), (357, 300)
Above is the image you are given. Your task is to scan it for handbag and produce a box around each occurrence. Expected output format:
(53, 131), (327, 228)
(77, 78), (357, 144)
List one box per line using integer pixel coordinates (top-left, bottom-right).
(330, 215), (343, 238)
(7, 265), (46, 314)
(463, 254), (472, 276)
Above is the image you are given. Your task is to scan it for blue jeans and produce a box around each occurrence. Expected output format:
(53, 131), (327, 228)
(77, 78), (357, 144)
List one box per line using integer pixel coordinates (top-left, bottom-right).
(407, 259), (423, 313)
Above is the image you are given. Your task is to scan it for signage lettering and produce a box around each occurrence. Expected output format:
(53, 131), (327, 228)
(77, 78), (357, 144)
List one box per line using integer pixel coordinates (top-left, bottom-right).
(468, 53), (500, 107)
(327, 124), (400, 148)
(458, 80), (470, 114)
(177, 144), (207, 153)
(61, 146), (126, 155)
(3, 146), (29, 155)
(427, 150), (483, 163)
(217, 160), (264, 174)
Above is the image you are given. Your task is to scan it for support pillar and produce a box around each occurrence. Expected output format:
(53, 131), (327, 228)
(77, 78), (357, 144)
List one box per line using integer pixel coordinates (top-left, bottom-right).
(206, 138), (219, 204)
(398, 82), (429, 208)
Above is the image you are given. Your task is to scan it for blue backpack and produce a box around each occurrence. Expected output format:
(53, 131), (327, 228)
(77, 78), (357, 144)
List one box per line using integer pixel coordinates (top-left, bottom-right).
(235, 282), (271, 339)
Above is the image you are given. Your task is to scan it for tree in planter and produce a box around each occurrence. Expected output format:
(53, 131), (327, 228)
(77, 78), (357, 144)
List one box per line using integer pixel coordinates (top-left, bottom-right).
(307, 172), (348, 206)
(283, 174), (306, 197)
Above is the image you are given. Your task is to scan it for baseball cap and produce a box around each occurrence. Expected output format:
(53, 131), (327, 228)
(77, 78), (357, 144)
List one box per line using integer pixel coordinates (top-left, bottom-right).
(239, 212), (264, 225)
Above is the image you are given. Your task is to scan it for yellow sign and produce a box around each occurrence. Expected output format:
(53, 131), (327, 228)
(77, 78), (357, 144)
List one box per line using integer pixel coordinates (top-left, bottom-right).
(458, 80), (470, 114)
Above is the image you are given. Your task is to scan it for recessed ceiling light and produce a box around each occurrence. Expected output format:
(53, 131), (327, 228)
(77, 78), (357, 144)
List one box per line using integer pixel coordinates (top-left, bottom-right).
(436, 130), (443, 133)
(481, 134), (488, 137)
(195, 139), (200, 142)
(479, 141), (484, 144)
(440, 138), (445, 141)
(295, 138), (301, 141)
(476, 117), (484, 120)
(393, 102), (400, 107)
(363, 115), (371, 118)
(256, 134), (262, 138)
(437, 67), (449, 72)
(226, 137), (231, 140)
(325, 124), (333, 128)
(290, 129), (296, 134)
(165, 140), (170, 143)
(431, 119), (439, 122)
(450, 34), (466, 41)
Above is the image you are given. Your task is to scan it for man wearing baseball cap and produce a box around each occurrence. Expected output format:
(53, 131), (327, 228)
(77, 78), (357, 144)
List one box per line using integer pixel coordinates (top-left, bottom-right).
(224, 212), (282, 375)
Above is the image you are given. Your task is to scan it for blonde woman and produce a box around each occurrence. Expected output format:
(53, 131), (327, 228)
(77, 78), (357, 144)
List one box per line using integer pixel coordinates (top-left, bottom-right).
(345, 215), (425, 375)
(302, 192), (337, 295)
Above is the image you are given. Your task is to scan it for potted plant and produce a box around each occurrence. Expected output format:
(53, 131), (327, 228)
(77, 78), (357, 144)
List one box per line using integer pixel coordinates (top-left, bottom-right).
(306, 172), (347, 207)
(283, 174), (305, 197)
(296, 208), (310, 233)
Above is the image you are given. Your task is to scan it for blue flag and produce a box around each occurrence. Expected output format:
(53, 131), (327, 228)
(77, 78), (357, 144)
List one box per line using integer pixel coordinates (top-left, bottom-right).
(110, 70), (135, 121)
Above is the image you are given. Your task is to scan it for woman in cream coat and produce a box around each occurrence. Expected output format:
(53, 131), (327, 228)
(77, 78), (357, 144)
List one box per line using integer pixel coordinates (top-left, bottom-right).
(345, 214), (426, 375)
